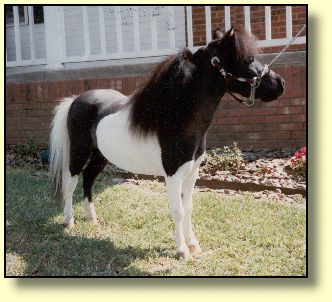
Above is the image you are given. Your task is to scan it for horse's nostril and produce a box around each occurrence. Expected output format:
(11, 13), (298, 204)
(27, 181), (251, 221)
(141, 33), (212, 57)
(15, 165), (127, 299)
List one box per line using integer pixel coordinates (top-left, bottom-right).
(280, 78), (285, 88)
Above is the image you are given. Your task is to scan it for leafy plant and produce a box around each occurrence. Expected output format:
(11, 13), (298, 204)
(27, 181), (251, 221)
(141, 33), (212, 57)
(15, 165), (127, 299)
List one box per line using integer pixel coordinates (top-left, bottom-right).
(202, 142), (244, 174)
(14, 139), (38, 157)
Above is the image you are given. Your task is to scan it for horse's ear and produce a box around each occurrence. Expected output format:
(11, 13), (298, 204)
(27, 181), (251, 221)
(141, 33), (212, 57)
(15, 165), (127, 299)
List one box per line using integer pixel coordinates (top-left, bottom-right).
(212, 27), (224, 40)
(225, 26), (235, 38)
(182, 48), (193, 60)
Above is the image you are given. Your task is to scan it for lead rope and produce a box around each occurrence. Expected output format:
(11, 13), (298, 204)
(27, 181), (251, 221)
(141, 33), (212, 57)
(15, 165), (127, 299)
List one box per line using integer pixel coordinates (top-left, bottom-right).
(241, 23), (306, 106)
(266, 24), (306, 68)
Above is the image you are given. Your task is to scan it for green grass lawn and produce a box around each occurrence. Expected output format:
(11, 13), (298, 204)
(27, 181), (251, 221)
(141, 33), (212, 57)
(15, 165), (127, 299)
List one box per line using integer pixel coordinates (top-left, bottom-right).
(6, 167), (306, 276)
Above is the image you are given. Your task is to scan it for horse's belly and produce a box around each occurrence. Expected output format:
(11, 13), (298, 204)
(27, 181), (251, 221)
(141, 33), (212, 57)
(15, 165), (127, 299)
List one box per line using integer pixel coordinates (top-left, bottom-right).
(96, 109), (165, 176)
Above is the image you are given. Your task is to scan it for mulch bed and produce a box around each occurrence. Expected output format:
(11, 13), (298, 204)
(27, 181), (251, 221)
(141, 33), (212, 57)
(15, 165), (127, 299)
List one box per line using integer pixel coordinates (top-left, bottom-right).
(6, 146), (306, 205)
(200, 148), (305, 192)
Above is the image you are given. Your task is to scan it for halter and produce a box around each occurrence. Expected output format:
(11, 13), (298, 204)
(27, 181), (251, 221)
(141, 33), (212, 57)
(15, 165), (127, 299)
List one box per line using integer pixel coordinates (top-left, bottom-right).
(209, 54), (269, 106)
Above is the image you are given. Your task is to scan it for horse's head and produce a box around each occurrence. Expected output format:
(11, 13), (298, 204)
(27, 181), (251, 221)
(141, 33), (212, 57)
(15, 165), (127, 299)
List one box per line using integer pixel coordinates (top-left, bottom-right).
(206, 27), (285, 102)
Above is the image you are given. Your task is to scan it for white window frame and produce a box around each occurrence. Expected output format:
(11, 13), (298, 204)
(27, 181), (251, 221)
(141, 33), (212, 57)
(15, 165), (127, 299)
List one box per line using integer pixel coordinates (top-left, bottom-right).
(6, 6), (28, 27)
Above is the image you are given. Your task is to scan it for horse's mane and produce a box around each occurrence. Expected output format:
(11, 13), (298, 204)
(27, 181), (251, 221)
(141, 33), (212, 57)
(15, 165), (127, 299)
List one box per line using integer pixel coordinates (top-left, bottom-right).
(128, 28), (259, 137)
(229, 28), (260, 63)
(128, 48), (197, 137)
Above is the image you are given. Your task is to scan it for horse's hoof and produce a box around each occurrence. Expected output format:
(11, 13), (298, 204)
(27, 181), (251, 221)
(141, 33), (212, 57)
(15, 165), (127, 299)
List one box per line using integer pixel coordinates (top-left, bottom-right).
(63, 217), (74, 228)
(87, 218), (98, 225)
(188, 244), (202, 254)
(176, 250), (191, 260)
(63, 221), (74, 228)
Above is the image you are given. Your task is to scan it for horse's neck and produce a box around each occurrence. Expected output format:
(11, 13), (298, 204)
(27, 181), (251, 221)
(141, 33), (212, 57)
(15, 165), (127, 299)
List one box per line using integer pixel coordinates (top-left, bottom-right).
(188, 78), (225, 135)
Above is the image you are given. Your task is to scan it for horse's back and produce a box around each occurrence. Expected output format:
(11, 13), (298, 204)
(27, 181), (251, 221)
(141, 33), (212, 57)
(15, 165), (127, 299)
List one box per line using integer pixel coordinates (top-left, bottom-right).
(71, 89), (127, 111)
(67, 89), (128, 150)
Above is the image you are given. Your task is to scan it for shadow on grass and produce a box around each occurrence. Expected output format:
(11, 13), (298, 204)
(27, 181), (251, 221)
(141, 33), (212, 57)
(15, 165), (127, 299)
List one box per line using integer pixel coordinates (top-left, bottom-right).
(6, 168), (163, 276)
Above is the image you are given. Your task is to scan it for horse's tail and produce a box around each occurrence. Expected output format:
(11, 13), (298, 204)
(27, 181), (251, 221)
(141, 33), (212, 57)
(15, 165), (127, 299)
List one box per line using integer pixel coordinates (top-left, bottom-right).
(49, 97), (75, 201)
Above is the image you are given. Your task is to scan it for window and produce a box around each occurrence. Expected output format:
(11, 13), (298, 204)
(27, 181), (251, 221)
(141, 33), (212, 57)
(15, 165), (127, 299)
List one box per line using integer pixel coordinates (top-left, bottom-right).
(6, 5), (44, 26)
(6, 6), (28, 26)
(33, 6), (44, 24)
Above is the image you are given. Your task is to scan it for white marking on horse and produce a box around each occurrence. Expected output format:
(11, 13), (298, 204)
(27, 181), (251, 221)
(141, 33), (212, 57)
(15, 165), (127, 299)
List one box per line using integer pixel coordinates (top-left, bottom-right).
(165, 152), (205, 259)
(182, 152), (205, 254)
(63, 174), (78, 227)
(84, 198), (98, 224)
(96, 104), (166, 177)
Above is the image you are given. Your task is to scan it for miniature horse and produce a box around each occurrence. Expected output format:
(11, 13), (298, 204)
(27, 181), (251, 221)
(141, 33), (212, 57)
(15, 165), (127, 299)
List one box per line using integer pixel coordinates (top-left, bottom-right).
(50, 27), (284, 259)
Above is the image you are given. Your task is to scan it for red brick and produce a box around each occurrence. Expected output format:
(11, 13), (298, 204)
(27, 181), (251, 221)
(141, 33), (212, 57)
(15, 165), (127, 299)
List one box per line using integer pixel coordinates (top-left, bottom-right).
(252, 123), (277, 132)
(7, 103), (23, 111)
(277, 106), (303, 114)
(97, 78), (109, 89)
(292, 130), (305, 139)
(227, 108), (253, 117)
(135, 76), (143, 88)
(291, 98), (306, 106)
(122, 77), (137, 95)
(6, 84), (15, 103)
(59, 80), (67, 98)
(47, 82), (55, 101)
(78, 80), (85, 94)
(216, 117), (240, 125)
(116, 79), (122, 92)
(89, 79), (98, 90)
(274, 98), (290, 107)
(239, 116), (265, 124)
(291, 114), (306, 122)
(253, 141), (276, 149)
(237, 132), (266, 140)
(217, 124), (252, 133)
(279, 123), (303, 131)
(110, 79), (116, 90)
(268, 131), (291, 140)
(71, 80), (80, 95)
(214, 109), (229, 118)
(66, 80), (72, 96)
(252, 107), (277, 115)
(54, 81), (61, 99)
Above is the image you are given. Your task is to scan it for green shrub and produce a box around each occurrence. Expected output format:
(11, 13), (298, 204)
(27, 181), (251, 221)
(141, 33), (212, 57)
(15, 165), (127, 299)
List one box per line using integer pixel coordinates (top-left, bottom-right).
(202, 142), (244, 174)
(14, 139), (38, 157)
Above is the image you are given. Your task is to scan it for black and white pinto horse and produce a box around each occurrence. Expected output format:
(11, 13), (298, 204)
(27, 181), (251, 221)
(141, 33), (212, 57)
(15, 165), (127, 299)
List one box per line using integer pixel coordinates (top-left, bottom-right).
(50, 28), (285, 259)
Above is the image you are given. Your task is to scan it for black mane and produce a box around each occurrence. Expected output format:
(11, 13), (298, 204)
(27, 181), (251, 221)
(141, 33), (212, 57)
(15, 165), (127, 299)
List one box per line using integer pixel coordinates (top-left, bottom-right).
(128, 48), (199, 137)
(230, 29), (260, 63)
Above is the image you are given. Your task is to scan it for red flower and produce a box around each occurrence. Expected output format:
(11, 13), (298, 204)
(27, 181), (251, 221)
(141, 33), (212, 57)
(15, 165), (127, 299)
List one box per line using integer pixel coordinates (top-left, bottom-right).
(300, 146), (306, 155)
(295, 151), (301, 159)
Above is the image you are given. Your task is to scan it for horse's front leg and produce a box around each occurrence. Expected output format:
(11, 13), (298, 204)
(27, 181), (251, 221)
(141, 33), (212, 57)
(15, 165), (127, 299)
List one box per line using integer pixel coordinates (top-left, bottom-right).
(182, 167), (201, 254)
(166, 161), (193, 260)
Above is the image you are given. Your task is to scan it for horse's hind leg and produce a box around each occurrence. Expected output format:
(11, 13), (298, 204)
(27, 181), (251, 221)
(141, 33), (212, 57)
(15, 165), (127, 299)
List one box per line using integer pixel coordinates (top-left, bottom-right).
(83, 149), (108, 224)
(63, 172), (78, 227)
(64, 143), (92, 227)
(182, 167), (201, 254)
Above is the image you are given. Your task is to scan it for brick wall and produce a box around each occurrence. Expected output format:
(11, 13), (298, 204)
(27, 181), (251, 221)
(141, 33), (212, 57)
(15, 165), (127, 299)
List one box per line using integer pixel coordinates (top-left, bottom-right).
(6, 60), (306, 149)
(6, 5), (306, 149)
(6, 76), (147, 145)
(191, 5), (306, 53)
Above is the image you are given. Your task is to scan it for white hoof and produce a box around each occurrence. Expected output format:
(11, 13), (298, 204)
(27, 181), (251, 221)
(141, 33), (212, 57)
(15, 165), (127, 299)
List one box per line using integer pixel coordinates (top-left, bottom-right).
(84, 199), (98, 223)
(188, 243), (202, 254)
(63, 216), (74, 228)
(176, 247), (191, 260)
(87, 217), (98, 225)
